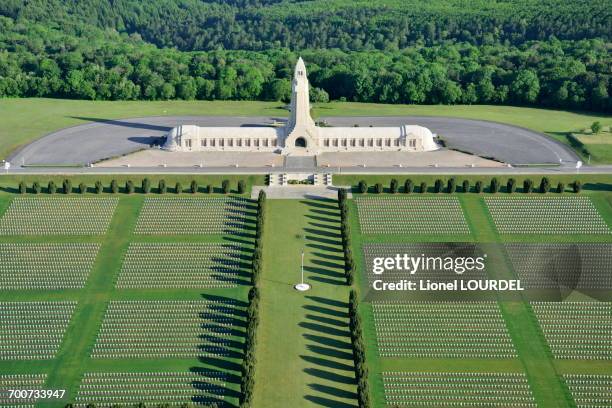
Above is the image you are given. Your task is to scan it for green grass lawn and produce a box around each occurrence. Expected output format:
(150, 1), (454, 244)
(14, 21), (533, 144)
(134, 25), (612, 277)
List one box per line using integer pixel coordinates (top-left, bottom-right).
(253, 199), (357, 407)
(561, 130), (612, 165)
(0, 97), (610, 162)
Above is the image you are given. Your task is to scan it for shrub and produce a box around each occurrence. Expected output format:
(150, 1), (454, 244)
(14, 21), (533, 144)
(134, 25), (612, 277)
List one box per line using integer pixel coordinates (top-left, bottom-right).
(142, 178), (151, 194)
(358, 180), (367, 194)
(507, 178), (516, 194)
(462, 180), (470, 193)
(110, 179), (118, 194)
(572, 180), (582, 193)
(78, 182), (87, 194)
(338, 188), (347, 205)
(404, 179), (413, 194)
(490, 177), (500, 193)
(175, 182), (182, 194)
(158, 179), (166, 194)
(419, 181), (427, 193)
(389, 179), (398, 194)
(475, 181), (483, 193)
(374, 183), (383, 194)
(539, 177), (550, 193)
(434, 179), (443, 193)
(62, 179), (72, 194)
(18, 181), (26, 194)
(557, 182), (565, 194)
(190, 180), (198, 194)
(447, 178), (456, 193)
(222, 179), (230, 194)
(95, 181), (103, 194)
(125, 180), (134, 194)
(205, 184), (213, 194)
(237, 180), (246, 194)
(591, 121), (602, 134)
(47, 181), (56, 194)
(32, 181), (41, 194)
(523, 179), (533, 193)
(257, 190), (267, 216)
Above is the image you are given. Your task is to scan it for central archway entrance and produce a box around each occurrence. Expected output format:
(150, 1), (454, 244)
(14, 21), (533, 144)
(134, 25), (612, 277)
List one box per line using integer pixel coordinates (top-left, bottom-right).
(295, 137), (307, 148)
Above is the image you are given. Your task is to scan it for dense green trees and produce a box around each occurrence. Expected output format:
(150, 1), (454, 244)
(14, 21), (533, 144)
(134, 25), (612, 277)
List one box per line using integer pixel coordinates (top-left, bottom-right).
(3, 0), (609, 52)
(404, 179), (413, 194)
(0, 13), (609, 112)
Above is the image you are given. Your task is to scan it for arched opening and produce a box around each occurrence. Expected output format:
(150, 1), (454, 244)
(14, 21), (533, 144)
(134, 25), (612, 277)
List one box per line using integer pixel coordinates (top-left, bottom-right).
(295, 137), (307, 148)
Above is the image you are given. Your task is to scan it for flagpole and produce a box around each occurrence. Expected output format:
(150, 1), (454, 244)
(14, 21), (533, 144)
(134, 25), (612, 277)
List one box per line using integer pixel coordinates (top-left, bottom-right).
(294, 248), (310, 291)
(301, 249), (305, 285)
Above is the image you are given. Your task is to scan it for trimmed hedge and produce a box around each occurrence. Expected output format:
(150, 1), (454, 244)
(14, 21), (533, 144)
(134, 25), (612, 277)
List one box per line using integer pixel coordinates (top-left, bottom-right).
(349, 290), (370, 408)
(338, 188), (354, 286)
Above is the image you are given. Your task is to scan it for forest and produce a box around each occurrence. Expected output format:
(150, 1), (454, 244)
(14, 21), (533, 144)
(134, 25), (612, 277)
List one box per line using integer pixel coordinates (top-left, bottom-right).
(0, 0), (610, 112)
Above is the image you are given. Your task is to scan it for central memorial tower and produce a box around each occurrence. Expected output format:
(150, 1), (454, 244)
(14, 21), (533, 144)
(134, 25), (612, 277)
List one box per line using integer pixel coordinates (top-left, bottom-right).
(282, 57), (319, 153)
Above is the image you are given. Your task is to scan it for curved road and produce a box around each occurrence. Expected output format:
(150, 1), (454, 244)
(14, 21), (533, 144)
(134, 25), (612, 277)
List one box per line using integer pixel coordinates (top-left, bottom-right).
(8, 115), (578, 167)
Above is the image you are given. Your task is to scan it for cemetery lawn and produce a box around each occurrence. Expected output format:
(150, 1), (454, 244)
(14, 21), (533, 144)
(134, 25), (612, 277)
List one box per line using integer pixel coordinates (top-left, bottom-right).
(0, 193), (250, 408)
(349, 192), (612, 408)
(0, 185), (610, 407)
(0, 97), (610, 161)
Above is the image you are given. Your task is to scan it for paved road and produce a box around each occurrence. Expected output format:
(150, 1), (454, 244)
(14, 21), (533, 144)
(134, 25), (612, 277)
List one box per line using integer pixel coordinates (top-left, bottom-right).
(322, 116), (578, 165)
(4, 165), (610, 176)
(8, 116), (280, 166)
(8, 115), (578, 167)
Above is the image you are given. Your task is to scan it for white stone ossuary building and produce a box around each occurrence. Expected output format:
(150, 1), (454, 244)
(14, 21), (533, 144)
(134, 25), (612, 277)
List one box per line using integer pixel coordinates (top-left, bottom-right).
(163, 58), (438, 155)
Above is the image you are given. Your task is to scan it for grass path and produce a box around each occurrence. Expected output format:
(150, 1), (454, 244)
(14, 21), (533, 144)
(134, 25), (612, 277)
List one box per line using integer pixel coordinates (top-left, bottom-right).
(462, 196), (573, 408)
(38, 197), (142, 407)
(253, 199), (357, 407)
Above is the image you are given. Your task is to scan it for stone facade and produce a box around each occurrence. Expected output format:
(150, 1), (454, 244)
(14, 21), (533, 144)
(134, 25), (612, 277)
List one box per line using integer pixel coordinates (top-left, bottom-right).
(163, 57), (438, 155)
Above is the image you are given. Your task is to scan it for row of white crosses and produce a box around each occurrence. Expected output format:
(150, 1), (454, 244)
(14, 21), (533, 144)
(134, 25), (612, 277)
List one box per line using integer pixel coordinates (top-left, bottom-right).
(0, 243), (99, 289)
(117, 243), (243, 289)
(134, 197), (249, 235)
(91, 300), (238, 359)
(75, 371), (226, 407)
(383, 371), (537, 407)
(0, 197), (118, 235)
(505, 243), (612, 290)
(0, 302), (76, 360)
(485, 197), (611, 234)
(372, 301), (517, 359)
(531, 302), (612, 360)
(355, 196), (470, 234)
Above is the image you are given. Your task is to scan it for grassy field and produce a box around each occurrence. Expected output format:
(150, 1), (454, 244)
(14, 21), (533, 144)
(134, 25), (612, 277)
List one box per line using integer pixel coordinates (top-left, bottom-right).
(348, 190), (612, 407)
(253, 199), (356, 407)
(561, 130), (612, 165)
(0, 98), (610, 162)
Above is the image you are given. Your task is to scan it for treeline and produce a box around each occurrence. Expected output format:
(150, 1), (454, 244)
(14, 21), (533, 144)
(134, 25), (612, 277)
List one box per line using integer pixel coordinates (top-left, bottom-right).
(0, 17), (609, 112)
(241, 190), (266, 407)
(14, 178), (248, 195)
(1, 0), (609, 52)
(356, 177), (582, 194)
